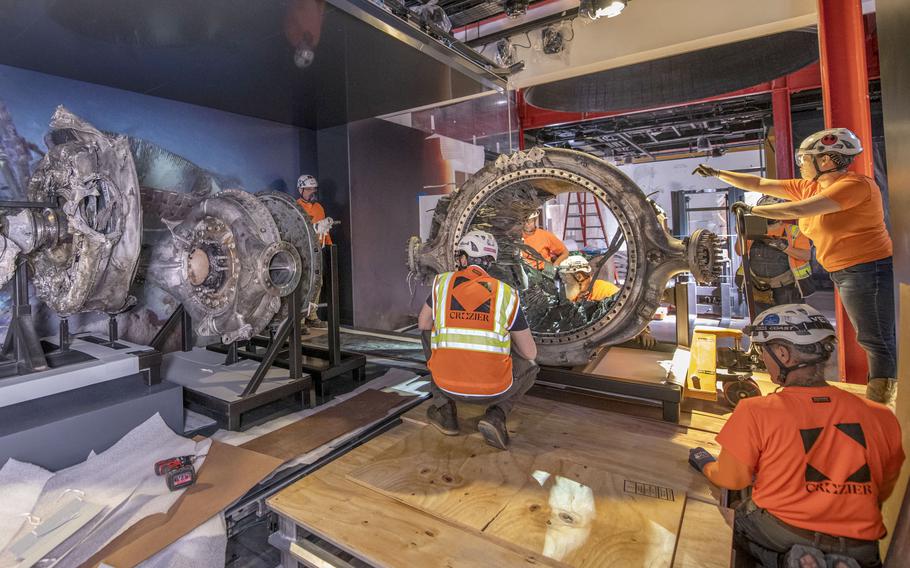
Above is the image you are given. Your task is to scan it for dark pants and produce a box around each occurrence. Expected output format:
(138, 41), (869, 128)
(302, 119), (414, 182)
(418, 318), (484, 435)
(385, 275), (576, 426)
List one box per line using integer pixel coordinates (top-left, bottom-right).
(429, 356), (539, 417)
(734, 499), (882, 568)
(829, 257), (897, 379)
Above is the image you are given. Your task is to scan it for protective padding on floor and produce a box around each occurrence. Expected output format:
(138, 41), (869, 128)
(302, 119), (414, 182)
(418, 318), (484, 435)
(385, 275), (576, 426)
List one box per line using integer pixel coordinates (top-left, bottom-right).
(0, 413), (207, 568)
(0, 458), (53, 551)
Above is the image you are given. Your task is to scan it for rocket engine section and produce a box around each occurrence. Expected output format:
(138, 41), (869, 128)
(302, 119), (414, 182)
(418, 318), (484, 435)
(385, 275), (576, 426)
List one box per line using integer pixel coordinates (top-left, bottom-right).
(147, 189), (307, 345)
(408, 147), (723, 367)
(9, 106), (142, 316)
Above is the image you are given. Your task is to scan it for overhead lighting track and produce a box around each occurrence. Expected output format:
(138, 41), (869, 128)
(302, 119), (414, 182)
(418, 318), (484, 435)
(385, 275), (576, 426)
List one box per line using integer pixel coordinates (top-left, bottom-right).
(328, 0), (522, 91)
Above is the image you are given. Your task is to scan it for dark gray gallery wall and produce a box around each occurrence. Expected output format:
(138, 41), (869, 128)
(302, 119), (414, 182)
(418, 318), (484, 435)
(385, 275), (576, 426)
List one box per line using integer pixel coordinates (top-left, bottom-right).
(346, 119), (429, 330)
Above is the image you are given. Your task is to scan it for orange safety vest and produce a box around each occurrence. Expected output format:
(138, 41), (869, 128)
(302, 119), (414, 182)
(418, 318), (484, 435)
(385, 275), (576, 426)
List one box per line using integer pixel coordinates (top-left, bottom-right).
(428, 266), (520, 397)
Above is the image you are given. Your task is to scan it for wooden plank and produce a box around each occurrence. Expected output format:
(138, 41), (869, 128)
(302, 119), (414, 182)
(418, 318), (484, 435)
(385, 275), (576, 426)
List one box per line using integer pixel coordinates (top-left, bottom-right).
(269, 422), (562, 568)
(240, 389), (410, 462)
(516, 400), (723, 504)
(347, 426), (536, 531)
(484, 457), (686, 568)
(672, 500), (734, 568)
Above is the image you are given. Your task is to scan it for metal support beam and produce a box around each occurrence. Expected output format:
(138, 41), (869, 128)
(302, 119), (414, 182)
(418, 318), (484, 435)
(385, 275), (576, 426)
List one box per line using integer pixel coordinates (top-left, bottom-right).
(817, 0), (873, 383)
(771, 78), (795, 179)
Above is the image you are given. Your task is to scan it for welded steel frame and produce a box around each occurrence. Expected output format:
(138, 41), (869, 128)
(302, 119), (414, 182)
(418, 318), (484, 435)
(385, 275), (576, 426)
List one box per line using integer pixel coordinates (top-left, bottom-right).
(205, 246), (365, 408)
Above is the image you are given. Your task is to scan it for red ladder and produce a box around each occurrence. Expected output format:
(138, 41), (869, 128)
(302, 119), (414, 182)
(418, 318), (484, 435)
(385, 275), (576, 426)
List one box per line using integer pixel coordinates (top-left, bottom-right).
(561, 192), (607, 248)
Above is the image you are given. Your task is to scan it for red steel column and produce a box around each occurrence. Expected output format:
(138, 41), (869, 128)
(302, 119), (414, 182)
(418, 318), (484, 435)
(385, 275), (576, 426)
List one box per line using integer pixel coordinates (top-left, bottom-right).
(771, 77), (794, 179)
(817, 0), (872, 383)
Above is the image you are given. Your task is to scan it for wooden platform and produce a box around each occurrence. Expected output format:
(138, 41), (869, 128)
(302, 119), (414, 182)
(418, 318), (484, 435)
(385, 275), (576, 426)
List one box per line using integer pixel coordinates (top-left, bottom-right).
(269, 394), (735, 567)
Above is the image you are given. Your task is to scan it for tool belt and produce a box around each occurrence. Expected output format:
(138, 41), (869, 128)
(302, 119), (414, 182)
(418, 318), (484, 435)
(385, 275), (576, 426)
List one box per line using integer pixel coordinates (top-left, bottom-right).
(742, 499), (876, 549)
(750, 269), (795, 291)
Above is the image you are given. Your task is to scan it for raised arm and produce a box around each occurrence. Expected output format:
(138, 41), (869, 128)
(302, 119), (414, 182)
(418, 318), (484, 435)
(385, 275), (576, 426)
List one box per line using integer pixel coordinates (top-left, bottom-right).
(693, 165), (794, 200)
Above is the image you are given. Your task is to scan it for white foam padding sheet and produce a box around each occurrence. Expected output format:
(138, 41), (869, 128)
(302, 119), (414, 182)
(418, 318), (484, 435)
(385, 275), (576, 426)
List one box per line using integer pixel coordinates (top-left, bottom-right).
(0, 459), (53, 551)
(137, 513), (227, 568)
(0, 413), (208, 568)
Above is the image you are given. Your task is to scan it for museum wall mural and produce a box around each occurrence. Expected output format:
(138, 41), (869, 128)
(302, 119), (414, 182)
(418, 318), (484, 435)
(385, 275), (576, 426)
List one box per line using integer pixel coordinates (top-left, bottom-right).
(0, 63), (317, 345)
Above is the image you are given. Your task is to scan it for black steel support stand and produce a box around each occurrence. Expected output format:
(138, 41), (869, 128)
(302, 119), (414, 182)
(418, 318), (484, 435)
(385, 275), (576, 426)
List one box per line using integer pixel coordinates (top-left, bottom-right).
(0, 262), (48, 375)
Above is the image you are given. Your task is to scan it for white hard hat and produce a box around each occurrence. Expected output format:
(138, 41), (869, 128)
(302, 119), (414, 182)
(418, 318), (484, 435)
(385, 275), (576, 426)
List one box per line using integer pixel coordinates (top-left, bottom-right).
(798, 128), (863, 157)
(745, 304), (835, 346)
(456, 230), (498, 260)
(527, 210), (540, 220)
(558, 255), (592, 274)
(297, 174), (318, 190)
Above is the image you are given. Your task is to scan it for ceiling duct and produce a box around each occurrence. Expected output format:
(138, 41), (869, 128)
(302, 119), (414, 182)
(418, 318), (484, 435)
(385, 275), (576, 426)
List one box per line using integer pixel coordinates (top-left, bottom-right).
(525, 30), (818, 112)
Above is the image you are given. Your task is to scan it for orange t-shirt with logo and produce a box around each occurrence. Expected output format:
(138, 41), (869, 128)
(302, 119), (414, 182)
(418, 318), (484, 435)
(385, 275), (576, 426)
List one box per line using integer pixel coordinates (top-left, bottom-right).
(716, 386), (904, 540)
(522, 228), (567, 268)
(297, 198), (333, 245)
(782, 173), (891, 272)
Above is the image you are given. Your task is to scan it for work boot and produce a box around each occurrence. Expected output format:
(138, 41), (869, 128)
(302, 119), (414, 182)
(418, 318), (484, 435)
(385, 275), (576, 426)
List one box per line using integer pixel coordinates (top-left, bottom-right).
(477, 406), (509, 450)
(427, 400), (458, 436)
(866, 378), (898, 407)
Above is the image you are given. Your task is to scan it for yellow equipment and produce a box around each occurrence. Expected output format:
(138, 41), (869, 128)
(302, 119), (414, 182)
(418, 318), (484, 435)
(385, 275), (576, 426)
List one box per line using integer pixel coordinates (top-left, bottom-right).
(686, 326), (762, 407)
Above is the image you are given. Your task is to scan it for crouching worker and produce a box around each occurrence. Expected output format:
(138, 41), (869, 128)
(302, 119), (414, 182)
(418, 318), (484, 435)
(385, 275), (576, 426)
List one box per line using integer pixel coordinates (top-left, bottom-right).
(418, 230), (539, 450)
(688, 305), (904, 568)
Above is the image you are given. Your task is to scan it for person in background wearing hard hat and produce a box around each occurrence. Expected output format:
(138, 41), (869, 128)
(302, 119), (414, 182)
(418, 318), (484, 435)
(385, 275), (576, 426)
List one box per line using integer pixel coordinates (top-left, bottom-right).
(417, 230), (539, 450)
(558, 255), (620, 303)
(735, 195), (814, 313)
(694, 128), (896, 405)
(522, 210), (570, 272)
(296, 174), (333, 329)
(296, 174), (334, 247)
(689, 305), (903, 568)
(559, 255), (656, 348)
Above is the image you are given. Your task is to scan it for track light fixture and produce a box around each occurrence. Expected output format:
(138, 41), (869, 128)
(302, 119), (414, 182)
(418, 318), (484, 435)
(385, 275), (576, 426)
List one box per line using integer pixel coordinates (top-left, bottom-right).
(580, 0), (629, 21)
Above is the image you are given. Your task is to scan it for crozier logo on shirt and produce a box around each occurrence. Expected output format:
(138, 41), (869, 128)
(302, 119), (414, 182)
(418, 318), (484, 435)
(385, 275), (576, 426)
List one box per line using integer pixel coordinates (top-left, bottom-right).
(800, 423), (872, 495)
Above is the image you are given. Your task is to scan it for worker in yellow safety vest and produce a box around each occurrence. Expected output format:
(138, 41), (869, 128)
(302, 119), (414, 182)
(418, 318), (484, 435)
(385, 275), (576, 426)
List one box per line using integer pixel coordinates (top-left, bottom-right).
(417, 230), (539, 450)
(736, 196), (814, 314)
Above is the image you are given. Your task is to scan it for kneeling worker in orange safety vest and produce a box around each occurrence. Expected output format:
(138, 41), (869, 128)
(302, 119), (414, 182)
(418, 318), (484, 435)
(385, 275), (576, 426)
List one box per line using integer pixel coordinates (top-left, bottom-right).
(418, 230), (539, 450)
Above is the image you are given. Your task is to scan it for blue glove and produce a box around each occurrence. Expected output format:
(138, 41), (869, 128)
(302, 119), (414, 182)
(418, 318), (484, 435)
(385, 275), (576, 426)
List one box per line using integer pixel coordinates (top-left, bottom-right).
(689, 447), (716, 474)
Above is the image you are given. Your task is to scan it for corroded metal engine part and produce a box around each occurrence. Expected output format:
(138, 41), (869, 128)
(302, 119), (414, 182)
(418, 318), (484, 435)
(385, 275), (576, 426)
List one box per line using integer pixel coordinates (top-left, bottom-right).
(148, 189), (303, 344)
(408, 147), (722, 366)
(21, 106), (143, 316)
(257, 191), (323, 323)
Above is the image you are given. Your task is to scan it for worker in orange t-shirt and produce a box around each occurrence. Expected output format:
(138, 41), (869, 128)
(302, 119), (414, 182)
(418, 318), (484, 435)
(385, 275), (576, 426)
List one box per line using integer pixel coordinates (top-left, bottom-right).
(688, 305), (903, 568)
(296, 174), (334, 328)
(522, 210), (569, 272)
(557, 255), (620, 303)
(694, 128), (896, 405)
(296, 174), (334, 246)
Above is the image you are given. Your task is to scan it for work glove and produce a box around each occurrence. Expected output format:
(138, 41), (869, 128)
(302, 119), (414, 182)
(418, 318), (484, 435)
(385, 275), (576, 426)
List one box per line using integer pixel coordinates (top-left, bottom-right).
(766, 238), (788, 252)
(688, 447), (716, 474)
(314, 217), (335, 236)
(731, 202), (753, 217)
(692, 164), (720, 178)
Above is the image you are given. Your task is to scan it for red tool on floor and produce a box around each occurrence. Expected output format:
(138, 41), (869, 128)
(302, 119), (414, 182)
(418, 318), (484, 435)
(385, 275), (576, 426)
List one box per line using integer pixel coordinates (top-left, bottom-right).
(154, 455), (202, 491)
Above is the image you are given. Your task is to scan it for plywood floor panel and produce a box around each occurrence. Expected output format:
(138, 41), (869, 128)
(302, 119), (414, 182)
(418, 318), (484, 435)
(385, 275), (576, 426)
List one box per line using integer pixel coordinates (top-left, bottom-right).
(484, 457), (686, 568)
(347, 426), (537, 531)
(672, 500), (734, 568)
(270, 420), (563, 567)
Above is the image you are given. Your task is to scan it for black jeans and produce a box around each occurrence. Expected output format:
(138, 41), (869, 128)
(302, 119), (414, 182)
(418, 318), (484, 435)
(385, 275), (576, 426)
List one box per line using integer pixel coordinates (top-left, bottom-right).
(829, 257), (897, 379)
(429, 356), (539, 417)
(734, 499), (882, 567)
